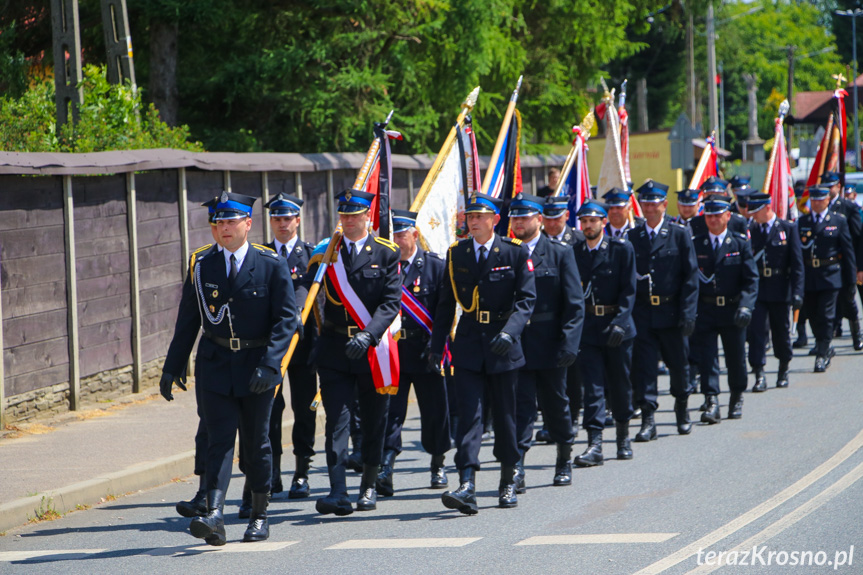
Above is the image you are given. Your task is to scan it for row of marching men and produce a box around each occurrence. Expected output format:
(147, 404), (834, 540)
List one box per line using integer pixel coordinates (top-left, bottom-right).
(158, 167), (861, 544)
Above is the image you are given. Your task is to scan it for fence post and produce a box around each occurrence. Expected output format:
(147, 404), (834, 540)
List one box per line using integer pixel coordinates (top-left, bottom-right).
(326, 170), (335, 234)
(407, 168), (415, 205)
(127, 172), (142, 393)
(223, 170), (232, 193)
(178, 167), (190, 274)
(296, 172), (305, 242)
(261, 172), (271, 244)
(63, 175), (81, 410)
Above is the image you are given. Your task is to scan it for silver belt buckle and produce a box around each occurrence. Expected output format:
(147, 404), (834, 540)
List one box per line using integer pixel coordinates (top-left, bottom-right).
(650, 295), (661, 306)
(716, 296), (726, 306)
(229, 337), (241, 351)
(763, 267), (772, 277)
(595, 305), (606, 316)
(812, 258), (821, 268)
(478, 311), (490, 324)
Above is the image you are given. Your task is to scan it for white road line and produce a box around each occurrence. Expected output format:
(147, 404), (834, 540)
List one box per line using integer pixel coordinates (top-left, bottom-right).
(164, 541), (299, 554)
(633, 427), (863, 575)
(685, 460), (863, 574)
(0, 549), (107, 562)
(327, 538), (481, 549)
(516, 533), (679, 545)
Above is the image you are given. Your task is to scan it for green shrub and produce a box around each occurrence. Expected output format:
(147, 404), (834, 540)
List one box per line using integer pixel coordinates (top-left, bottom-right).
(0, 64), (203, 153)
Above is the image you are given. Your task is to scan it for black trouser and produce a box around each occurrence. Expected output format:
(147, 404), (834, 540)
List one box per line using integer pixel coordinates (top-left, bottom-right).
(318, 367), (389, 496)
(692, 308), (748, 396)
(284, 361), (318, 459)
(516, 367), (575, 454)
(202, 388), (275, 494)
(748, 300), (793, 367)
(803, 289), (839, 356)
(383, 370), (451, 457)
(578, 340), (634, 431)
(839, 290), (860, 322)
(565, 364), (583, 426)
(631, 320), (690, 411)
(452, 367), (519, 470)
(193, 371), (207, 476)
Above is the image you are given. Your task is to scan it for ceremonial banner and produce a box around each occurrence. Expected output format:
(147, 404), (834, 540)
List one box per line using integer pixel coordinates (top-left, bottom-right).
(803, 83), (848, 212)
(553, 113), (594, 229)
(596, 87), (627, 197)
(763, 100), (794, 220)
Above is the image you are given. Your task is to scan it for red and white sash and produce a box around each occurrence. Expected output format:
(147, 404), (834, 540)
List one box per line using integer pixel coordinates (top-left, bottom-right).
(326, 244), (399, 393)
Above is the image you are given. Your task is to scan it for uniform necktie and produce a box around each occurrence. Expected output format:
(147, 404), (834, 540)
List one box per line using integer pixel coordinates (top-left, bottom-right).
(814, 214), (821, 225)
(761, 223), (768, 237)
(400, 261), (409, 282)
(478, 245), (487, 267)
(649, 230), (655, 242)
(713, 237), (720, 251)
(343, 242), (353, 267)
(280, 245), (288, 259)
(615, 229), (621, 238)
(229, 254), (239, 285)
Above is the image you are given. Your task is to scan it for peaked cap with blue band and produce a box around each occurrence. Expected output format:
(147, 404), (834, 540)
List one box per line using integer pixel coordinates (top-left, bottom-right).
(213, 191), (257, 221)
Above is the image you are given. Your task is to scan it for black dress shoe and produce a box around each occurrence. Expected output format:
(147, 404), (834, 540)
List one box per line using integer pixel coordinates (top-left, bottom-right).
(498, 466), (518, 508)
(674, 397), (692, 435)
(808, 346), (818, 356)
(698, 397), (709, 412)
(242, 492), (269, 542)
(574, 430), (603, 467)
(430, 454), (448, 489)
(751, 367), (767, 393)
(190, 490), (227, 546)
(792, 336), (808, 349)
(237, 483), (252, 519)
(442, 468), (478, 515)
(375, 450), (396, 497)
(176, 489), (207, 518)
(346, 450), (363, 473)
(728, 392), (743, 419)
(534, 427), (552, 444)
(316, 493), (353, 516)
(513, 457), (526, 494)
(288, 455), (312, 499)
(700, 396), (721, 424)
(657, 361), (669, 376)
(634, 407), (656, 442)
(356, 464), (379, 511)
(604, 409), (614, 427)
(776, 361), (790, 388)
(632, 407), (642, 419)
(615, 421), (633, 460)
(553, 444), (572, 486)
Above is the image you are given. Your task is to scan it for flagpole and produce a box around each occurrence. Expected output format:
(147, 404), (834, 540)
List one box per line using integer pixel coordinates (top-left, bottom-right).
(480, 75), (523, 195)
(354, 109), (395, 192)
(410, 87), (480, 212)
(688, 131), (716, 189)
(553, 112), (595, 197)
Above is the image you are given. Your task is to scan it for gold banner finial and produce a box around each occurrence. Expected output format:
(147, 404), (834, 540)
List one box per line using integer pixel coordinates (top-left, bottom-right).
(833, 72), (847, 89)
(463, 86), (480, 110)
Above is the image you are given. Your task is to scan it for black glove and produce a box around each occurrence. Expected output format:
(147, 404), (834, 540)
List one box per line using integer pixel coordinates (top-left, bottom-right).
(734, 306), (752, 328)
(680, 318), (696, 338)
(345, 330), (374, 359)
(792, 295), (804, 311)
(249, 365), (282, 394)
(159, 372), (186, 402)
(489, 332), (515, 356)
(556, 350), (578, 368)
(604, 325), (626, 347)
(428, 352), (444, 372)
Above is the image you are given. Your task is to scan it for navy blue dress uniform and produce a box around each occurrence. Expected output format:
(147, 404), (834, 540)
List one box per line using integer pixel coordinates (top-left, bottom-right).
(172, 198), (223, 519)
(161, 192), (297, 545)
(509, 194), (584, 490)
(690, 196), (758, 424)
(728, 175), (751, 215)
(262, 193), (318, 499)
(572, 201), (637, 466)
(627, 181), (699, 438)
(690, 178), (750, 237)
(377, 210), (451, 496)
(603, 187), (644, 238)
(431, 192), (536, 514)
(798, 184), (857, 372)
(823, 172), (863, 350)
(746, 193), (804, 390)
(670, 188), (701, 228)
(308, 189), (401, 516)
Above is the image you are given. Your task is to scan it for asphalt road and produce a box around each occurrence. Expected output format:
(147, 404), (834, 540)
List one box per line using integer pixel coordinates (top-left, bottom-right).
(3, 337), (863, 575)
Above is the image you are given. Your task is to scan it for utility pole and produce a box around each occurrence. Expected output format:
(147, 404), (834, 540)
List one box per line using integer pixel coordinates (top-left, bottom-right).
(688, 11), (697, 125)
(707, 2), (719, 134)
(719, 62), (725, 149)
(100, 0), (136, 95)
(50, 0), (83, 130)
(787, 45), (795, 149)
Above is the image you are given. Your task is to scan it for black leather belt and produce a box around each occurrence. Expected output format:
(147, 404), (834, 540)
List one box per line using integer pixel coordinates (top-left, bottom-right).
(466, 309), (513, 324)
(586, 304), (620, 316)
(398, 328), (429, 340)
(636, 294), (676, 306)
(323, 320), (362, 337)
(700, 294), (741, 306)
(204, 332), (269, 351)
(529, 312), (557, 323)
(760, 267), (785, 277)
(805, 256), (840, 268)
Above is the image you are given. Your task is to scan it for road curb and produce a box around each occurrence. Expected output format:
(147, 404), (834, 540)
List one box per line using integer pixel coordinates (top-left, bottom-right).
(0, 412), (327, 534)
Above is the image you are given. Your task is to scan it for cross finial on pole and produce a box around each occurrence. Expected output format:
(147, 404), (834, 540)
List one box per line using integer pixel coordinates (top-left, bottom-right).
(833, 72), (848, 88)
